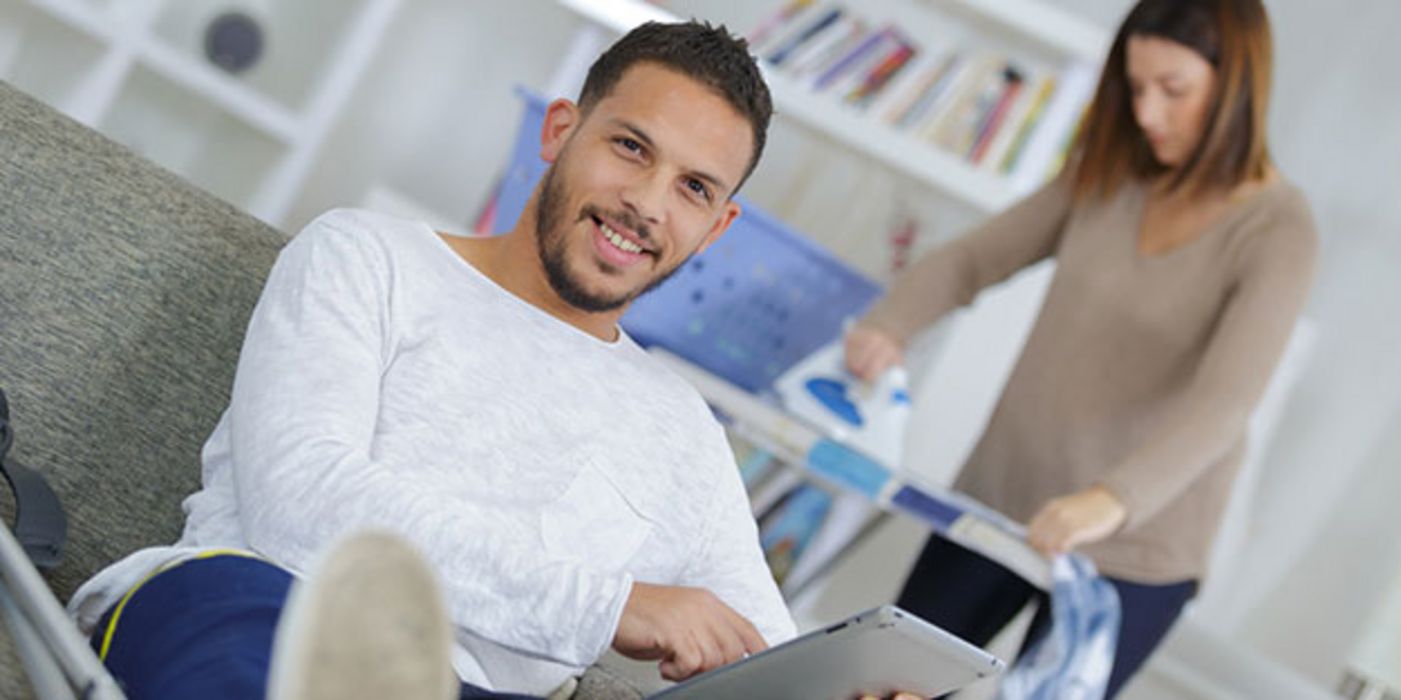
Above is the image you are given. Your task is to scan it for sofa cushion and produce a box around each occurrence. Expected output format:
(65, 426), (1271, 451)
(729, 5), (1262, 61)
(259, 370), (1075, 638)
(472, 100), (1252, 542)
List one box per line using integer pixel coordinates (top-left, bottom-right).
(0, 79), (286, 602)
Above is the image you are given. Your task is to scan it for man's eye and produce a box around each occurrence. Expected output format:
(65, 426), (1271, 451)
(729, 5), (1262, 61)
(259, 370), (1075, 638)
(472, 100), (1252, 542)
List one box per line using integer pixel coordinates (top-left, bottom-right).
(617, 137), (642, 153)
(686, 178), (711, 200)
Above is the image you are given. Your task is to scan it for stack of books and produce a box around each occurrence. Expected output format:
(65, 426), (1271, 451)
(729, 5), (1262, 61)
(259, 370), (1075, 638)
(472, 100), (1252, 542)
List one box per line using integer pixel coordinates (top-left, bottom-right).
(748, 0), (1097, 189)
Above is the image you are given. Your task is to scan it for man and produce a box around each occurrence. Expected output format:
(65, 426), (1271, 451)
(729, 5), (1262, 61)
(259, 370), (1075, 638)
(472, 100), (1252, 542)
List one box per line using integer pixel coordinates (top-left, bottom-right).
(69, 21), (795, 700)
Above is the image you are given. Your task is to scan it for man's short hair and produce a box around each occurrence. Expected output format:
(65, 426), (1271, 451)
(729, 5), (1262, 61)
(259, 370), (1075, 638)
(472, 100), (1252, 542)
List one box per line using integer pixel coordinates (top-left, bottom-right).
(578, 21), (773, 195)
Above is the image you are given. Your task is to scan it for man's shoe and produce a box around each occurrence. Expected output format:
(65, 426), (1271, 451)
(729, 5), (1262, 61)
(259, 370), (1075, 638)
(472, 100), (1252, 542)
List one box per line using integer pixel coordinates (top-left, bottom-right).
(267, 531), (456, 700)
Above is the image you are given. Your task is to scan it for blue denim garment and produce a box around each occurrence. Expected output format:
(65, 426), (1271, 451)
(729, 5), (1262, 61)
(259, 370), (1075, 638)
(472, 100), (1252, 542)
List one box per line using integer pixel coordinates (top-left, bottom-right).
(997, 554), (1120, 700)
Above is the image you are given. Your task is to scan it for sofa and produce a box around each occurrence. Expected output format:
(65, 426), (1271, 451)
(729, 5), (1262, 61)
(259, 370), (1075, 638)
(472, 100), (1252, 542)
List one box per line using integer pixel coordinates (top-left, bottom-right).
(0, 80), (640, 700)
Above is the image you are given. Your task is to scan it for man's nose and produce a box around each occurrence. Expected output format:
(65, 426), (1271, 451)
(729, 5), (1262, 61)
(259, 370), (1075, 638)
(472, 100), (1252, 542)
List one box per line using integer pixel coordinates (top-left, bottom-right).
(619, 171), (667, 227)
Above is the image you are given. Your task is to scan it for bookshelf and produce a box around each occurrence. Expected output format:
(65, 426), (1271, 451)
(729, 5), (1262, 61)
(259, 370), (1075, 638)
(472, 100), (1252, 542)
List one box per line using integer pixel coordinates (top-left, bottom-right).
(0, 0), (403, 226)
(555, 0), (1109, 214)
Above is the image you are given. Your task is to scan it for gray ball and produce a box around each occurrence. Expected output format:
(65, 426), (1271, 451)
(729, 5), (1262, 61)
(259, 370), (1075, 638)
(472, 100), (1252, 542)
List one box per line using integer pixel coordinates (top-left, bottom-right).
(204, 11), (264, 75)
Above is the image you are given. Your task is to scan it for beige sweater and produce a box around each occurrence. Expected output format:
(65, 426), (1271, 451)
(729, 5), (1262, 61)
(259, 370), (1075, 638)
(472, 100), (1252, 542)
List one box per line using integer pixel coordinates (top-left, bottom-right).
(865, 176), (1317, 582)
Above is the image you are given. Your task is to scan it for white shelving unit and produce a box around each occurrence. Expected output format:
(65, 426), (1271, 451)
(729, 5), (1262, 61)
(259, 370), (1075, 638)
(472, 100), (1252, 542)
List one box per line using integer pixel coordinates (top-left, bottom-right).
(555, 0), (1108, 214)
(0, 0), (403, 226)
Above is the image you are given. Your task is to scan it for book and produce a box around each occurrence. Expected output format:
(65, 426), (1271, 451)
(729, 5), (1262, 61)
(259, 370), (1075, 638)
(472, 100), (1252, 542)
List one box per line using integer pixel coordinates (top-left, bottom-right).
(969, 66), (1026, 163)
(846, 39), (917, 108)
(749, 2), (825, 57)
(780, 491), (878, 594)
(813, 26), (896, 91)
(787, 15), (867, 78)
(980, 71), (1049, 172)
(909, 54), (982, 137)
(793, 20), (870, 84)
(886, 53), (959, 128)
(996, 74), (1057, 173)
(944, 60), (1014, 157)
(759, 482), (835, 585)
(865, 48), (942, 122)
(1006, 59), (1098, 192)
(747, 0), (818, 53)
(767, 6), (844, 66)
(825, 29), (905, 99)
(916, 53), (998, 147)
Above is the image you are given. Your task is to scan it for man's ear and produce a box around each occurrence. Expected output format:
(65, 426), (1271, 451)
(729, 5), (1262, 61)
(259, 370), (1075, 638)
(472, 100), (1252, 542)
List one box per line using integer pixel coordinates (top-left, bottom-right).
(539, 98), (581, 164)
(696, 199), (742, 255)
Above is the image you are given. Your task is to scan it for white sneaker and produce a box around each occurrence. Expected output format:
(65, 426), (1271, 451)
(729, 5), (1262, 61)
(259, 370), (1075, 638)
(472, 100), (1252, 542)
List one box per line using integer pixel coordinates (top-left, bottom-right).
(266, 531), (457, 700)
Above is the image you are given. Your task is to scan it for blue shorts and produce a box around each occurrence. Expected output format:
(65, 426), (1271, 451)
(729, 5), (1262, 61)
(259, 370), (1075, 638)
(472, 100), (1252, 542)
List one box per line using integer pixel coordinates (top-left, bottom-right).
(90, 553), (540, 700)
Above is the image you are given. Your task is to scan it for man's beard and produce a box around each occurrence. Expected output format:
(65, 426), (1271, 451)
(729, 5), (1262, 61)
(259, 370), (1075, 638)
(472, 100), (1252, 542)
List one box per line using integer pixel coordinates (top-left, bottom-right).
(534, 160), (688, 313)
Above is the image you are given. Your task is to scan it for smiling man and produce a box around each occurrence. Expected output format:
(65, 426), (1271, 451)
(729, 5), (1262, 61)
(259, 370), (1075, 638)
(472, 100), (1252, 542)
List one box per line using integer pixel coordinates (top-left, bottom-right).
(67, 21), (797, 700)
(450, 48), (757, 339)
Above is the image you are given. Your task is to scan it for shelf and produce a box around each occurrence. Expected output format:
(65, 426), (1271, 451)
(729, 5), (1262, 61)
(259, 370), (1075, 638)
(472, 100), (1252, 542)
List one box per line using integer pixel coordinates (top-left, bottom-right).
(554, 0), (1106, 214)
(149, 0), (373, 115)
(135, 34), (300, 143)
(10, 0), (401, 227)
(19, 0), (114, 44)
(764, 68), (1017, 212)
(936, 0), (1109, 62)
(17, 0), (379, 146)
(0, 2), (109, 116)
(101, 65), (284, 211)
(555, 0), (675, 32)
(17, 0), (296, 132)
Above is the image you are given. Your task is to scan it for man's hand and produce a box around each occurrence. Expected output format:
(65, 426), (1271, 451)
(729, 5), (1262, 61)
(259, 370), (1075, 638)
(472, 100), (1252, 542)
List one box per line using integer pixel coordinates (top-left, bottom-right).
(612, 582), (768, 681)
(844, 324), (904, 382)
(1026, 485), (1128, 557)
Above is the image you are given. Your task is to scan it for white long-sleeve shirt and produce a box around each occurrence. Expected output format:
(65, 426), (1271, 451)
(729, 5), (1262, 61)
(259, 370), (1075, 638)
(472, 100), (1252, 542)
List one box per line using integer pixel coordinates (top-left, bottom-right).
(69, 209), (796, 694)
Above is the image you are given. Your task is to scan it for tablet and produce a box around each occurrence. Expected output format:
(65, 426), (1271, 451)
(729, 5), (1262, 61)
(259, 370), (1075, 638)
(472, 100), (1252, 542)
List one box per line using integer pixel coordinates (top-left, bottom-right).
(648, 605), (1005, 700)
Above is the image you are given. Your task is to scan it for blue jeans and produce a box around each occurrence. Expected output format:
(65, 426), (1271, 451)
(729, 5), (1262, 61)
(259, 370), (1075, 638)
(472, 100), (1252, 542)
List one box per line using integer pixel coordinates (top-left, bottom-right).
(897, 535), (1198, 699)
(90, 554), (540, 700)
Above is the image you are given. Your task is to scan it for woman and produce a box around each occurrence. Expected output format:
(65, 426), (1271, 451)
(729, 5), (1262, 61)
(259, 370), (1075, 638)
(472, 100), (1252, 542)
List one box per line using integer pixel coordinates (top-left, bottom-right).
(845, 0), (1316, 695)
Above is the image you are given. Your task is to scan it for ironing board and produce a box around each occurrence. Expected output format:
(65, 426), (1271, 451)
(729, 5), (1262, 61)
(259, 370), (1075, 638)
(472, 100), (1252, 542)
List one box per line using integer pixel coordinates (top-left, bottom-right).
(648, 349), (1052, 592)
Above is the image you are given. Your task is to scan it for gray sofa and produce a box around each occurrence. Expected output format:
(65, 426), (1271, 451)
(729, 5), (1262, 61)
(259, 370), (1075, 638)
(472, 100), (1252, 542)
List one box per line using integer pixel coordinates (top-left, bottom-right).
(0, 80), (639, 700)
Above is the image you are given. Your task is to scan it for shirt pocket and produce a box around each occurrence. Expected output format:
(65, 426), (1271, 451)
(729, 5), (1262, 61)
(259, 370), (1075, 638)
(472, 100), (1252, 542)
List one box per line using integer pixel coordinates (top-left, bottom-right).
(540, 465), (656, 573)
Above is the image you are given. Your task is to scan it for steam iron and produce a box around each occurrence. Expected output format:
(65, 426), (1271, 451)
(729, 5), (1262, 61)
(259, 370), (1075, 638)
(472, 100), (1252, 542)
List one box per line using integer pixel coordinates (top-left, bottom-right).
(774, 339), (910, 470)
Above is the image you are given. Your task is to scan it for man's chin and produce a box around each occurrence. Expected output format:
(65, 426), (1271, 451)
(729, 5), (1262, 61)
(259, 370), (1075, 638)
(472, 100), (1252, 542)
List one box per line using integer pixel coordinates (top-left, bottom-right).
(544, 250), (679, 314)
(551, 279), (639, 314)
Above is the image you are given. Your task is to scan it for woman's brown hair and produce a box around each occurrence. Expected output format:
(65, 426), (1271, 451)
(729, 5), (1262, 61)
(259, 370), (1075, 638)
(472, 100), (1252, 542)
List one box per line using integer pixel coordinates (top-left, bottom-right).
(1070, 0), (1274, 202)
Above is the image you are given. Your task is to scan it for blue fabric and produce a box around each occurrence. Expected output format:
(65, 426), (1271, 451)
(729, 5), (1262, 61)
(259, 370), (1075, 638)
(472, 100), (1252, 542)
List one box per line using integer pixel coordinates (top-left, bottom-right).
(92, 555), (295, 700)
(996, 555), (1119, 700)
(898, 535), (1195, 699)
(91, 555), (540, 700)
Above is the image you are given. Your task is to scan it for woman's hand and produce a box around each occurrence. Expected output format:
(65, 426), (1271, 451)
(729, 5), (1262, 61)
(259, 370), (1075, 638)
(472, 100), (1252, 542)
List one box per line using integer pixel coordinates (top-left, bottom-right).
(844, 324), (905, 382)
(1026, 485), (1128, 557)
